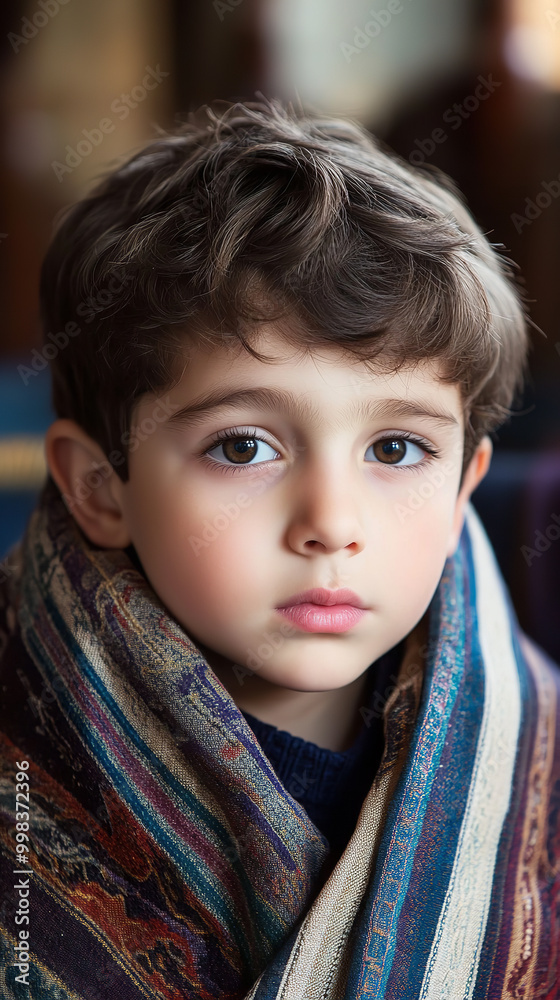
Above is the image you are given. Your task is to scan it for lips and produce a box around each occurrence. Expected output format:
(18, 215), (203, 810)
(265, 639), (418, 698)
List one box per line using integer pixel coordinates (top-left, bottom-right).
(276, 588), (366, 609)
(275, 588), (368, 634)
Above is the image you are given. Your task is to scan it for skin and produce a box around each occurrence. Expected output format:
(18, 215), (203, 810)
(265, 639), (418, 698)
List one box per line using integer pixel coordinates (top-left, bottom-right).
(45, 322), (492, 752)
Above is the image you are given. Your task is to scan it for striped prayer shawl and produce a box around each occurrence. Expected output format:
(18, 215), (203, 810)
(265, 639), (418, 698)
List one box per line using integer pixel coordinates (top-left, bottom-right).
(0, 475), (558, 999)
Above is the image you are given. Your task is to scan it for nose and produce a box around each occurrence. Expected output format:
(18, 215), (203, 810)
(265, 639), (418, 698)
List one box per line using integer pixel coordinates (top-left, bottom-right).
(284, 454), (366, 557)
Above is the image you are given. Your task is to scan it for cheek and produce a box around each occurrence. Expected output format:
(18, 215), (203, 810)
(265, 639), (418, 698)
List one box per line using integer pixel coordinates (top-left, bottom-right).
(125, 448), (272, 625)
(165, 501), (267, 613)
(384, 494), (455, 606)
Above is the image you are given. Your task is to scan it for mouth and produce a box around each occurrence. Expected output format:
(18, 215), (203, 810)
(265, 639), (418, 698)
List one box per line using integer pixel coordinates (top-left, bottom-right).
(275, 588), (368, 634)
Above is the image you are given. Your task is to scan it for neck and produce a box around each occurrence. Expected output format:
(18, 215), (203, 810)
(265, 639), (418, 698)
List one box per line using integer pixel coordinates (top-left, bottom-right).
(199, 645), (372, 752)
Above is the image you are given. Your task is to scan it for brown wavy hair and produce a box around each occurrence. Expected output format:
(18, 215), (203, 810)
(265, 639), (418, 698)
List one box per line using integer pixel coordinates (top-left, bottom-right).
(40, 97), (530, 488)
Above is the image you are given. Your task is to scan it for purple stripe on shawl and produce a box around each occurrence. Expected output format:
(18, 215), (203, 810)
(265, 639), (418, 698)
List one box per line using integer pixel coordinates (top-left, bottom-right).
(529, 642), (560, 997)
(30, 614), (272, 943)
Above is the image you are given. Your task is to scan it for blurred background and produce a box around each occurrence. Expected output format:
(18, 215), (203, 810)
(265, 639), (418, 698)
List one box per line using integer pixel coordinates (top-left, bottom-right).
(0, 0), (559, 659)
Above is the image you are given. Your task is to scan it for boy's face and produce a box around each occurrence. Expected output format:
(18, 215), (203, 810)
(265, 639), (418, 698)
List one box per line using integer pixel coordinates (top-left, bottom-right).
(106, 321), (490, 694)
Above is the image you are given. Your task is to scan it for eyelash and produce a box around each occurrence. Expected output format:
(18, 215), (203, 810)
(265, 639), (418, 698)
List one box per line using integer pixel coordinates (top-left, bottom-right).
(200, 425), (442, 477)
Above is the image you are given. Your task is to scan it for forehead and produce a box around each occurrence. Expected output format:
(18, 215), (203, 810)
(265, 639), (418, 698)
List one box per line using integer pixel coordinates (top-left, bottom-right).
(161, 322), (465, 434)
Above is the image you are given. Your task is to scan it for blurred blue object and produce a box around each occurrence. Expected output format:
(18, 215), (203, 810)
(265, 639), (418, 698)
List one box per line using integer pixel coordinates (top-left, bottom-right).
(0, 359), (54, 559)
(0, 360), (54, 435)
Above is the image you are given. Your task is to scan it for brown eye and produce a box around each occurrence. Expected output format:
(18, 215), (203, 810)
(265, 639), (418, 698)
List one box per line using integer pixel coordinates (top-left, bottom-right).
(372, 438), (408, 464)
(221, 437), (258, 464)
(205, 433), (279, 467)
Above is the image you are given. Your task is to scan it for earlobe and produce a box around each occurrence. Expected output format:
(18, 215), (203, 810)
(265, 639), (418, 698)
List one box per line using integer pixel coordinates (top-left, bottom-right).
(446, 435), (493, 558)
(44, 419), (132, 549)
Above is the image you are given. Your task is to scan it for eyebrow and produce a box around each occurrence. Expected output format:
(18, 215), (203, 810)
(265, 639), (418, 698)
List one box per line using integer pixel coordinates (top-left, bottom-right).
(164, 386), (460, 431)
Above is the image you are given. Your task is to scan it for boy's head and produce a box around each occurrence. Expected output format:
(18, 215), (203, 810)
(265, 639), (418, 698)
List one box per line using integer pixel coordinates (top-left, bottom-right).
(43, 99), (529, 691)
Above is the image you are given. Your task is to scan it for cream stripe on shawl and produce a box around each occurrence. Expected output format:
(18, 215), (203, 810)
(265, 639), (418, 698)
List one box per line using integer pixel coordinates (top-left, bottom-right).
(243, 618), (427, 1000)
(418, 503), (522, 999)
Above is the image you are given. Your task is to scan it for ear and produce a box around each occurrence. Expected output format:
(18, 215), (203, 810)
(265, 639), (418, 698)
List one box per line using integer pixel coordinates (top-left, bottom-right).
(44, 418), (132, 549)
(446, 435), (493, 557)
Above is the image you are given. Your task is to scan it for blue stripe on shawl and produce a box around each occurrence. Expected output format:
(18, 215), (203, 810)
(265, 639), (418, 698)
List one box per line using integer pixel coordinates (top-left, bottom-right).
(343, 525), (474, 997)
(232, 527), (478, 1000)
(384, 522), (484, 997)
(1, 932), (72, 1000)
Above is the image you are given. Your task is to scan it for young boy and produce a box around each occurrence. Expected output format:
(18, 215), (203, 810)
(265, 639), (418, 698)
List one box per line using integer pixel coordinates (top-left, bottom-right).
(1, 99), (559, 999)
